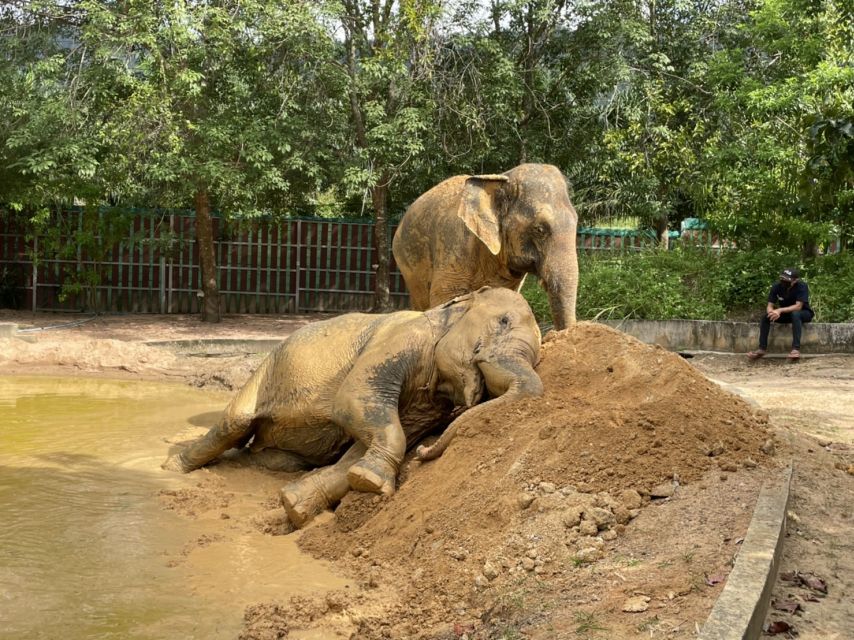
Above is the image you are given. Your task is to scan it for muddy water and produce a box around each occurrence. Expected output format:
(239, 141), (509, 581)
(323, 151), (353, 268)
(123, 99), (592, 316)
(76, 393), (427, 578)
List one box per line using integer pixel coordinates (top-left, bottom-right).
(0, 377), (349, 639)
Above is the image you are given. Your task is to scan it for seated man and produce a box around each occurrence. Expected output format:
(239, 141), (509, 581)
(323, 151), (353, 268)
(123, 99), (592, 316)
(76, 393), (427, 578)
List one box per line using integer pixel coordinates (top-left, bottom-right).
(748, 267), (814, 361)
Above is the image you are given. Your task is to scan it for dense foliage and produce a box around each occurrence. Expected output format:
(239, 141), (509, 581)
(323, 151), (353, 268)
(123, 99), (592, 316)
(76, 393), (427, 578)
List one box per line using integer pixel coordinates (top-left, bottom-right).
(1, 1), (851, 315)
(523, 248), (854, 323)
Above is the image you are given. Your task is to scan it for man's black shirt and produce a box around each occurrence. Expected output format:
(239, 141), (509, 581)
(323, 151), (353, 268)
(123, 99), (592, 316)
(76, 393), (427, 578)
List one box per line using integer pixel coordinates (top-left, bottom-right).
(768, 280), (812, 314)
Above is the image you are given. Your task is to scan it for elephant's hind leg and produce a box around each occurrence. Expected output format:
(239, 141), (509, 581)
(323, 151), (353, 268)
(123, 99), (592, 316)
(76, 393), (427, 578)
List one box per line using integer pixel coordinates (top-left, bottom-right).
(163, 413), (255, 473)
(163, 359), (270, 473)
(280, 443), (366, 528)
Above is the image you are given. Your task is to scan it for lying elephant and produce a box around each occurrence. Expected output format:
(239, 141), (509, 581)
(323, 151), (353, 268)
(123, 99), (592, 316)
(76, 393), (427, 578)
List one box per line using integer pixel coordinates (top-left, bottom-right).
(163, 287), (543, 527)
(393, 163), (579, 329)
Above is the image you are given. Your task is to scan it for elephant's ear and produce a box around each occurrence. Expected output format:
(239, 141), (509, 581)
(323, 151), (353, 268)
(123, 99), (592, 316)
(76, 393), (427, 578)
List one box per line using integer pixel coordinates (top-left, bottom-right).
(457, 174), (509, 256)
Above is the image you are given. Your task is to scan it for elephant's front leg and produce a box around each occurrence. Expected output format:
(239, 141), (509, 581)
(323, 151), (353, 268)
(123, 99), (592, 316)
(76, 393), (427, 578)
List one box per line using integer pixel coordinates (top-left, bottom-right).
(333, 393), (406, 496)
(279, 442), (366, 528)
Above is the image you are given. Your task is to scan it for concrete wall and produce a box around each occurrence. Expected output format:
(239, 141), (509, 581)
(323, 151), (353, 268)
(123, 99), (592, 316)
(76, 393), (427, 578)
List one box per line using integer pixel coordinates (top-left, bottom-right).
(602, 319), (854, 354)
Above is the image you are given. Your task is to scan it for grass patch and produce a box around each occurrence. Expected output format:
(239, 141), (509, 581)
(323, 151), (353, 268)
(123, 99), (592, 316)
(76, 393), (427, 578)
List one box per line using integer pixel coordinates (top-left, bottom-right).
(574, 610), (608, 635)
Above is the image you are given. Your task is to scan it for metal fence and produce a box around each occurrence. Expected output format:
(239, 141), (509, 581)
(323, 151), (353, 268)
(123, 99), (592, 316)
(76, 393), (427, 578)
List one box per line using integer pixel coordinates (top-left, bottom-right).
(0, 209), (724, 314)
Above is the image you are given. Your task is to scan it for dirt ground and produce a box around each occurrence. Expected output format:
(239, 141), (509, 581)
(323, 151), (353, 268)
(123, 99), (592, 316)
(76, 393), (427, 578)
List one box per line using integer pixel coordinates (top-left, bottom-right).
(2, 309), (852, 639)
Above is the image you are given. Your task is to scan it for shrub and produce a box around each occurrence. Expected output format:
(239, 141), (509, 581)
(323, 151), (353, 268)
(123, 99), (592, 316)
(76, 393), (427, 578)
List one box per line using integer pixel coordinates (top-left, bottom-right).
(522, 249), (854, 325)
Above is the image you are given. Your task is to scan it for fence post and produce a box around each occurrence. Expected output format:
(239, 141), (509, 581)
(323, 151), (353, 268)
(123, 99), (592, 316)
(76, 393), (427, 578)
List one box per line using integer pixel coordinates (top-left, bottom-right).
(295, 219), (302, 313)
(159, 246), (166, 315)
(168, 214), (175, 313)
(31, 234), (38, 312)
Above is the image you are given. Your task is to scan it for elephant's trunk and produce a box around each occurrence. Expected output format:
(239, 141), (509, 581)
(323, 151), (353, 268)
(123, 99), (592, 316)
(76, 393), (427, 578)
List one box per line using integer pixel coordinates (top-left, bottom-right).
(539, 235), (578, 330)
(416, 356), (543, 461)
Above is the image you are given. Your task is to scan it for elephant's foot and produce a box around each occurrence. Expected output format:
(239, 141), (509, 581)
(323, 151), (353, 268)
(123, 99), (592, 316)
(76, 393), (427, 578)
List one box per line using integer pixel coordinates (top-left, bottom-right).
(161, 453), (193, 473)
(280, 481), (330, 529)
(347, 458), (395, 496)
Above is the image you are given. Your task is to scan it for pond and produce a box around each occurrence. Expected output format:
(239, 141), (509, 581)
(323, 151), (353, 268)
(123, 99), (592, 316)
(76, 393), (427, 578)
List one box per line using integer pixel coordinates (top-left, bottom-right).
(0, 376), (349, 639)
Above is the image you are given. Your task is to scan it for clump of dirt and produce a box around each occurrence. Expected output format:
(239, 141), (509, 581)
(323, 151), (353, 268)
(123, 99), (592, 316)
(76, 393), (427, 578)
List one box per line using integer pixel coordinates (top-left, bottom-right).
(243, 323), (782, 639)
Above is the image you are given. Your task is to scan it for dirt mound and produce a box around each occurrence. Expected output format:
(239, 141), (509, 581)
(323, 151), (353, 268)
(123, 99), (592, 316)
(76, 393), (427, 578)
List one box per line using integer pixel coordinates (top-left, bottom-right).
(271, 323), (779, 638)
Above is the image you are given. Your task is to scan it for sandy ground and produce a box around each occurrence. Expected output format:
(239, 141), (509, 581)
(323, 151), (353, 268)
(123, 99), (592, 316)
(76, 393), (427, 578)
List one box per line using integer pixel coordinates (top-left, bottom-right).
(1, 309), (852, 639)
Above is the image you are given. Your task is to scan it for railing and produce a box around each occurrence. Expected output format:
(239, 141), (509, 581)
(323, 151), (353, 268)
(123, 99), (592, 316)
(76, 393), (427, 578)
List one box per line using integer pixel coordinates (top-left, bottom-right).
(0, 209), (409, 313)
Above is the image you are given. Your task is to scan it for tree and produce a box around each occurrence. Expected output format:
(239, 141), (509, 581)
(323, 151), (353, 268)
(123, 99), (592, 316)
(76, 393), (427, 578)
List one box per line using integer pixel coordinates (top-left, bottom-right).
(695, 0), (853, 253)
(329, 0), (440, 310)
(0, 2), (105, 209)
(74, 0), (339, 320)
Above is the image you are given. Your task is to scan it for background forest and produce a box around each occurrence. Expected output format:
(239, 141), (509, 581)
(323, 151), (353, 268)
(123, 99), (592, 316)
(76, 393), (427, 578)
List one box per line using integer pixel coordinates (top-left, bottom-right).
(1, 0), (852, 319)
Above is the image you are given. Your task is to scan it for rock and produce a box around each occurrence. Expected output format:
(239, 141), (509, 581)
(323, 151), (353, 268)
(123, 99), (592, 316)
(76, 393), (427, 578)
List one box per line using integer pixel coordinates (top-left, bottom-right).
(618, 489), (643, 510)
(562, 506), (584, 528)
(622, 595), (651, 613)
(482, 562), (499, 581)
(578, 519), (599, 537)
(761, 439), (776, 456)
(518, 492), (535, 510)
(613, 505), (631, 525)
(368, 567), (381, 588)
(521, 558), (536, 571)
(575, 547), (600, 563)
(525, 548), (538, 559)
(448, 548), (468, 561)
(411, 568), (425, 582)
(650, 482), (675, 498)
(584, 507), (616, 530)
(601, 529), (618, 541)
(743, 457), (757, 469)
(326, 591), (346, 612)
(708, 441), (726, 457)
(720, 461), (738, 472)
(575, 535), (605, 551)
(474, 574), (489, 588)
(539, 482), (557, 494)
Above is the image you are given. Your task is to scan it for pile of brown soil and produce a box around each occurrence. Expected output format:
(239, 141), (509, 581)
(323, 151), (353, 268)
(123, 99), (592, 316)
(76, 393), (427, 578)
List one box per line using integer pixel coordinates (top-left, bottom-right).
(250, 323), (780, 639)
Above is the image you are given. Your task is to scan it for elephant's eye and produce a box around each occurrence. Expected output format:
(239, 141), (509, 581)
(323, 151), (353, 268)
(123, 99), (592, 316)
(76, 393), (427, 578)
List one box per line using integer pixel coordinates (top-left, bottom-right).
(533, 223), (550, 237)
(499, 315), (511, 327)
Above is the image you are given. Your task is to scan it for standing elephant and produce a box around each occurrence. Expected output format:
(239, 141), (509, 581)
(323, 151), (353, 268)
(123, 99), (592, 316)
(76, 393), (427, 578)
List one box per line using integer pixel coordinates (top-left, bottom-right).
(162, 287), (543, 528)
(393, 163), (579, 330)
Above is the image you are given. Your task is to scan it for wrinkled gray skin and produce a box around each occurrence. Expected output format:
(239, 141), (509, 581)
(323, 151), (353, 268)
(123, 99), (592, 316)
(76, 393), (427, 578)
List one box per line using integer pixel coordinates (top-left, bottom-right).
(162, 288), (543, 528)
(393, 163), (579, 330)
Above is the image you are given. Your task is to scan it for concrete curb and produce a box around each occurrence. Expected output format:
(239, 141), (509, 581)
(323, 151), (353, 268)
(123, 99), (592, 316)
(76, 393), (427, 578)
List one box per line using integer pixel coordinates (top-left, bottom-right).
(699, 463), (793, 640)
(602, 319), (854, 354)
(145, 338), (283, 353)
(0, 322), (17, 338)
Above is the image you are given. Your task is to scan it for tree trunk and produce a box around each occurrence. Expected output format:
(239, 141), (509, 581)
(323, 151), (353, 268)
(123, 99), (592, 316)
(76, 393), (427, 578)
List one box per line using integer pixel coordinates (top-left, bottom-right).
(372, 172), (392, 312)
(802, 239), (820, 259)
(194, 188), (221, 323)
(654, 214), (670, 250)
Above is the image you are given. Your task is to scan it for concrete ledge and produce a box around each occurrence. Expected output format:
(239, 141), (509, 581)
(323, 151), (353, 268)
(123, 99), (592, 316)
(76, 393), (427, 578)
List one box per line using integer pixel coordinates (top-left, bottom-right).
(699, 464), (793, 640)
(145, 338), (283, 354)
(602, 320), (854, 353)
(0, 322), (17, 338)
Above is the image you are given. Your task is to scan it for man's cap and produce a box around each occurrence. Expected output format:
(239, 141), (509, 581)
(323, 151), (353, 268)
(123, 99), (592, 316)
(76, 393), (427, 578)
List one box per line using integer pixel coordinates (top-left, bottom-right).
(780, 268), (800, 282)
